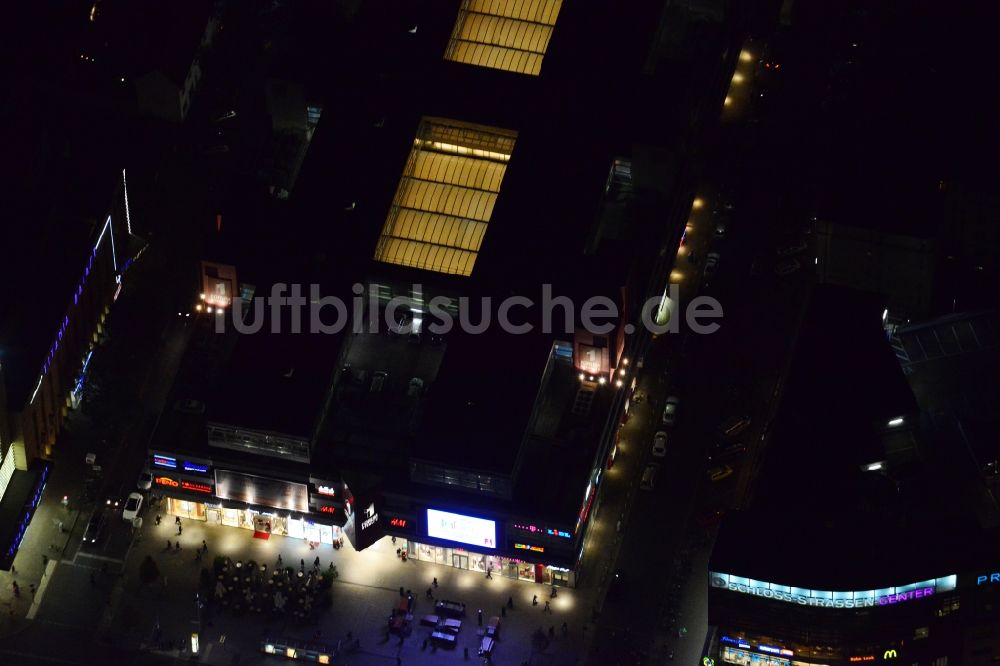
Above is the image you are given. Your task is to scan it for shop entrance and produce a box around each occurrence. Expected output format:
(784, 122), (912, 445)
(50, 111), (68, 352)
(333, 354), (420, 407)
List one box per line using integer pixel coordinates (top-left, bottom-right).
(452, 554), (469, 570)
(166, 498), (206, 521)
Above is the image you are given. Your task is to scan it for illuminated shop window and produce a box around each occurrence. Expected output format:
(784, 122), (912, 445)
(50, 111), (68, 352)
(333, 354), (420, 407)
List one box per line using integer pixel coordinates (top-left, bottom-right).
(374, 118), (517, 276)
(444, 0), (563, 76)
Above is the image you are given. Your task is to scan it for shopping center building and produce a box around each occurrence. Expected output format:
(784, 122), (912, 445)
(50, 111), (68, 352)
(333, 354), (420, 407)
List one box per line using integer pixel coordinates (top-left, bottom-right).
(706, 286), (1000, 664)
(146, 0), (737, 586)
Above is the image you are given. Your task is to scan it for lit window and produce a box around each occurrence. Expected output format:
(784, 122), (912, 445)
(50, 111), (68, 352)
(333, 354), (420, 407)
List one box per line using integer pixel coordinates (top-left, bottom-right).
(374, 118), (517, 276)
(444, 0), (563, 76)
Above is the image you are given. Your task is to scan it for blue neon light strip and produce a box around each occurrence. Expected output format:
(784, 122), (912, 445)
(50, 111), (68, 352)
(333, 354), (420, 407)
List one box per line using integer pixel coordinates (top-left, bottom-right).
(183, 462), (209, 473)
(153, 456), (177, 468)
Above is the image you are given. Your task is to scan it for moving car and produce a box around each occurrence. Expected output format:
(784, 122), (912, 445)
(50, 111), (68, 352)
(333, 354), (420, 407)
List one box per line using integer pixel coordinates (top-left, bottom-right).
(122, 492), (143, 522)
(662, 395), (680, 426)
(776, 241), (807, 257)
(708, 465), (734, 482)
(640, 463), (660, 491)
(704, 252), (721, 278)
(84, 510), (106, 544)
(719, 415), (752, 438)
(774, 258), (802, 276)
(137, 469), (153, 491)
(652, 431), (668, 458)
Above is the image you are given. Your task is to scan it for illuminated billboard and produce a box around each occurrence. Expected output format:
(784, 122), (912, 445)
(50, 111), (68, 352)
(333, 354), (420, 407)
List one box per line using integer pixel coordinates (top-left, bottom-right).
(710, 572), (957, 609)
(426, 509), (496, 549)
(215, 470), (308, 513)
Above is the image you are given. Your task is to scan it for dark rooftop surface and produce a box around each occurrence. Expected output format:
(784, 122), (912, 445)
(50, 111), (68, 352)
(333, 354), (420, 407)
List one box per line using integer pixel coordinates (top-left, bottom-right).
(712, 285), (956, 589)
(0, 85), (123, 408)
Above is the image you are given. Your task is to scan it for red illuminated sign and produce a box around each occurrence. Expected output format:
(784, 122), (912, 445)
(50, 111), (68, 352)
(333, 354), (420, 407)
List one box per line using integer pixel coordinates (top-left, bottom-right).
(389, 518), (408, 528)
(181, 480), (212, 494)
(155, 476), (179, 487)
(849, 658), (874, 663)
(514, 543), (545, 553)
(319, 506), (336, 514)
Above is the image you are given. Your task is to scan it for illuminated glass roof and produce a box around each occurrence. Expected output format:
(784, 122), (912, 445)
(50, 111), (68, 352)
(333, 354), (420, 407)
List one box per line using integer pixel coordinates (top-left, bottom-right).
(444, 0), (563, 76)
(374, 118), (517, 277)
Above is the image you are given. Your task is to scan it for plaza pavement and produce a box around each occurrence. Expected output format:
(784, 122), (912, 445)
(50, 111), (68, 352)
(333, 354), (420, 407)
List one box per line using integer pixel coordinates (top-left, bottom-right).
(112, 510), (598, 665)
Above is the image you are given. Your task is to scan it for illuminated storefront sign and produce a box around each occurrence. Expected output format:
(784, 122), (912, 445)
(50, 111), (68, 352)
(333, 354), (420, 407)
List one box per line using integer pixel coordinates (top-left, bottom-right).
(719, 635), (751, 649)
(153, 455), (177, 469)
(316, 485), (336, 497)
(427, 509), (496, 549)
(512, 522), (571, 539)
(977, 572), (1000, 585)
(181, 480), (212, 494)
(319, 506), (335, 514)
(183, 461), (210, 474)
(360, 503), (379, 531)
(883, 649), (898, 660)
(710, 572), (956, 609)
(155, 476), (179, 488)
(389, 518), (408, 528)
(515, 543), (545, 553)
(849, 657), (875, 663)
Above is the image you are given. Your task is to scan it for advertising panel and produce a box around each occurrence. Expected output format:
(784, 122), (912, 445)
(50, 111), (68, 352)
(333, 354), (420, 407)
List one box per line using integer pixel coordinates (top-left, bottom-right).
(427, 509), (496, 549)
(214, 470), (308, 513)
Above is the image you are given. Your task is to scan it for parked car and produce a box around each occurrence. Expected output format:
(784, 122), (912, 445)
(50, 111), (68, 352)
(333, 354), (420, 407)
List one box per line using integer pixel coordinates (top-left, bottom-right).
(774, 258), (802, 276)
(708, 465), (734, 482)
(714, 221), (727, 239)
(640, 463), (660, 490)
(776, 241), (807, 257)
(137, 470), (153, 491)
(84, 510), (106, 544)
(652, 431), (668, 458)
(704, 252), (721, 278)
(122, 492), (143, 522)
(719, 415), (752, 438)
(710, 441), (747, 461)
(662, 395), (680, 426)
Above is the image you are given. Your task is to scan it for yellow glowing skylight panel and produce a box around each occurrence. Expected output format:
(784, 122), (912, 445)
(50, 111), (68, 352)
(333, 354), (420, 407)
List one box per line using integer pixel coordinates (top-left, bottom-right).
(374, 118), (517, 276)
(444, 0), (564, 76)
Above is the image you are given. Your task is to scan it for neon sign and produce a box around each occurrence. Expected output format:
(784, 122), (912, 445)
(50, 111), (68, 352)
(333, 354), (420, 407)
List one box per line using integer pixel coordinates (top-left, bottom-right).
(155, 476), (179, 487)
(977, 572), (1000, 585)
(316, 485), (337, 496)
(878, 588), (932, 605)
(389, 518), (408, 528)
(181, 481), (212, 494)
(515, 543), (545, 553)
(512, 522), (571, 539)
(154, 455), (177, 468)
(183, 462), (210, 473)
(719, 636), (750, 649)
(319, 506), (336, 514)
(849, 657), (874, 663)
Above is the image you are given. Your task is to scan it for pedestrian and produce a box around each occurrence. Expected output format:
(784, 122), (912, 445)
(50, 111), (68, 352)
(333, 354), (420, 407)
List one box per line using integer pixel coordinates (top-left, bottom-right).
(175, 541), (180, 551)
(277, 555), (283, 567)
(422, 637), (428, 649)
(485, 567), (492, 579)
(12, 581), (19, 598)
(391, 536), (396, 545)
(155, 515), (161, 525)
(29, 583), (35, 597)
(432, 577), (438, 588)
(426, 587), (433, 599)
(9, 565), (15, 576)
(501, 605), (506, 618)
(544, 600), (550, 613)
(399, 586), (405, 597)
(532, 594), (538, 606)
(314, 556), (320, 569)
(548, 625), (555, 638)
(42, 555), (48, 568)
(562, 621), (568, 637)
(478, 608), (483, 626)
(507, 595), (513, 609)
(202, 540), (208, 553)
(166, 539), (172, 550)
(175, 516), (181, 526)
(177, 524), (182, 536)
(407, 594), (414, 612)
(300, 559), (305, 571)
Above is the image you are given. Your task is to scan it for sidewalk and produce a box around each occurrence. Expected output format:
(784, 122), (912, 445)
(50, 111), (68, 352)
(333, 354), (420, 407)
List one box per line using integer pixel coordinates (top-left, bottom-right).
(0, 412), (94, 639)
(113, 512), (597, 664)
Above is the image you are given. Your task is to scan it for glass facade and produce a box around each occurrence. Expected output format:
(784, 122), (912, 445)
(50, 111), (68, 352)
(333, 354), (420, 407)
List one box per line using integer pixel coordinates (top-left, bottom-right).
(397, 538), (573, 586)
(373, 118), (517, 277)
(168, 500), (339, 544)
(711, 571), (957, 608)
(444, 0), (563, 76)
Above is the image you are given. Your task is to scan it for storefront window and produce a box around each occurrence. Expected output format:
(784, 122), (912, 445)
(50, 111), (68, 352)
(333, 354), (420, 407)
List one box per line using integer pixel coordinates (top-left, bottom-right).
(167, 498), (206, 521)
(287, 517), (305, 540)
(517, 562), (535, 582)
(470, 552), (485, 572)
(418, 543), (435, 561)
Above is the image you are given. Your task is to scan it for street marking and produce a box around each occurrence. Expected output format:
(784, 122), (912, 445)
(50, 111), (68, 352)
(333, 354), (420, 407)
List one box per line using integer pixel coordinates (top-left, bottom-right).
(76, 552), (124, 564)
